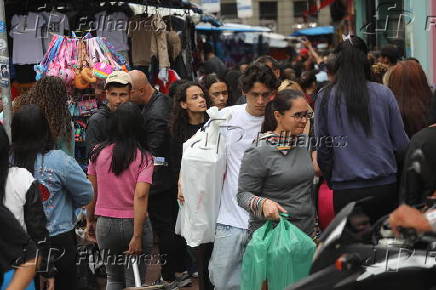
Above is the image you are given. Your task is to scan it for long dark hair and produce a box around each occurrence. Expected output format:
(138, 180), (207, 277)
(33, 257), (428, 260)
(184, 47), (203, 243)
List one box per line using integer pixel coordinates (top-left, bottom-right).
(170, 81), (207, 142)
(387, 60), (432, 137)
(202, 74), (230, 107)
(90, 102), (149, 176)
(262, 89), (305, 133)
(11, 104), (55, 173)
(324, 35), (372, 135)
(0, 124), (9, 203)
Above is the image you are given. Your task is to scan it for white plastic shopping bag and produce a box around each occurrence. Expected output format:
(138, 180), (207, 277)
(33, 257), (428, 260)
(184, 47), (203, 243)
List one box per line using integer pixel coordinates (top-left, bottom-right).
(175, 107), (231, 247)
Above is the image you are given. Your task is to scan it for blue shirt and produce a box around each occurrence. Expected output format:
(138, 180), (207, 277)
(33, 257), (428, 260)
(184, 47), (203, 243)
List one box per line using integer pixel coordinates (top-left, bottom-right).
(34, 150), (93, 236)
(314, 82), (410, 190)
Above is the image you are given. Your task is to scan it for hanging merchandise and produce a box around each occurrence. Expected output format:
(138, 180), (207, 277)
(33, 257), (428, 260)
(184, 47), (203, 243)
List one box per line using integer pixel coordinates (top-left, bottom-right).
(74, 120), (87, 143)
(156, 69), (180, 95)
(41, 11), (70, 54)
(10, 12), (46, 65)
(128, 13), (169, 69)
(94, 11), (129, 53)
(34, 34), (128, 87)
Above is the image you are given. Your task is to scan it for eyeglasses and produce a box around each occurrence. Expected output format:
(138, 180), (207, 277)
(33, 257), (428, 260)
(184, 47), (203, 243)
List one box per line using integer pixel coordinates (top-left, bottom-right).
(290, 111), (314, 120)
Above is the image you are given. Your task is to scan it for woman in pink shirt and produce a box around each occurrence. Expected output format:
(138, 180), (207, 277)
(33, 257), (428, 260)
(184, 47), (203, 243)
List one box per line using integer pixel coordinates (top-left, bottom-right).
(85, 102), (154, 289)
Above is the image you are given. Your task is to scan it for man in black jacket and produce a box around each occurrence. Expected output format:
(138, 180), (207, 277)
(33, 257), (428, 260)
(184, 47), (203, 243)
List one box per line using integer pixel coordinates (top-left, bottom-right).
(129, 70), (191, 289)
(85, 71), (132, 155)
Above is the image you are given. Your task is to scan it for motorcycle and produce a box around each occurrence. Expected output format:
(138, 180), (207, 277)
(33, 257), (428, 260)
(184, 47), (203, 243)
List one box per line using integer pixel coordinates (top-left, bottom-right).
(288, 201), (436, 290)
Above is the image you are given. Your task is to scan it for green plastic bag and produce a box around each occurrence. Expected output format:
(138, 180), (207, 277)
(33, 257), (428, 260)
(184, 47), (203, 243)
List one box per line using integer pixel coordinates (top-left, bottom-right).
(241, 215), (316, 290)
(267, 215), (316, 290)
(241, 221), (274, 290)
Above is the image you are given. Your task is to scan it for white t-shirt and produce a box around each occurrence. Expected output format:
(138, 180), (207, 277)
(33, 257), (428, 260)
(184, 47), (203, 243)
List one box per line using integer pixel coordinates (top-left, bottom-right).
(3, 167), (35, 231)
(216, 104), (264, 229)
(41, 11), (70, 54)
(10, 13), (45, 65)
(95, 11), (129, 52)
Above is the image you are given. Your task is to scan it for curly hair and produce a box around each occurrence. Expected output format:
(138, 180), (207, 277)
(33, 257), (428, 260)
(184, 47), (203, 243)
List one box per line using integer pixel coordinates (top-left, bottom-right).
(14, 77), (72, 146)
(239, 63), (280, 93)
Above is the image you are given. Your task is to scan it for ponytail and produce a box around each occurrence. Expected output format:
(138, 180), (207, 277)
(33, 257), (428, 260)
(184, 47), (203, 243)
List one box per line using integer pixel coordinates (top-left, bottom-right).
(262, 101), (277, 133)
(261, 89), (305, 133)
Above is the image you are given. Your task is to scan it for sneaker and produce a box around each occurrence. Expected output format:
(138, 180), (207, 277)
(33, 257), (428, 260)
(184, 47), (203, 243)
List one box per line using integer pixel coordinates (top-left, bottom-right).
(175, 272), (192, 288)
(191, 271), (198, 278)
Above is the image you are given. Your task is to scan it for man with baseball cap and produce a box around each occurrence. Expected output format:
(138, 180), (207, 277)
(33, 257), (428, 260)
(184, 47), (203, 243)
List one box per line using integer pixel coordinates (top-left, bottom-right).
(85, 71), (133, 154)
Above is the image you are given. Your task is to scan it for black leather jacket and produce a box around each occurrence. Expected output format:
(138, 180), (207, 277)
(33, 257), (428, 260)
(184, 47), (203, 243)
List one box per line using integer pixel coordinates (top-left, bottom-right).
(141, 90), (175, 195)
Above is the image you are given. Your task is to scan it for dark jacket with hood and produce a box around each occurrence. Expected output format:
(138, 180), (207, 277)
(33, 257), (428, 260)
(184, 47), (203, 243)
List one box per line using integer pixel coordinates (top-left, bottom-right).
(85, 105), (111, 155)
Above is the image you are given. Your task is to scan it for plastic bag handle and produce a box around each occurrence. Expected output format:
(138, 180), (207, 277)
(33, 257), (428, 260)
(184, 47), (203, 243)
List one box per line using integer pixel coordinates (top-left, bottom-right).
(280, 213), (290, 218)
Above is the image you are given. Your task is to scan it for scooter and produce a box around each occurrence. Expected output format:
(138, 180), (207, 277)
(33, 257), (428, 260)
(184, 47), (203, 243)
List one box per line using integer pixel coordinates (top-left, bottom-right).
(288, 202), (436, 290)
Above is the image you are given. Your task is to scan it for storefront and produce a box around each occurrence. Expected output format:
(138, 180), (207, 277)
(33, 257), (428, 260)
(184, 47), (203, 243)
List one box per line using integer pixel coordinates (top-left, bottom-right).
(355, 0), (436, 85)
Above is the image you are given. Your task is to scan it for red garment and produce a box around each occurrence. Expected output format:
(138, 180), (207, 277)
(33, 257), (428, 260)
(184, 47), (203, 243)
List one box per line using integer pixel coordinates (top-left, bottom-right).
(305, 93), (315, 108)
(318, 180), (335, 230)
(156, 69), (180, 95)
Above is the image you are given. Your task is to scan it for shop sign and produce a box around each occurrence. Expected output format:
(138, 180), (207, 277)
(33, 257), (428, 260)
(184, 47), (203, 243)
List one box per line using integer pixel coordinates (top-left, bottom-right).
(201, 0), (220, 13)
(237, 0), (253, 18)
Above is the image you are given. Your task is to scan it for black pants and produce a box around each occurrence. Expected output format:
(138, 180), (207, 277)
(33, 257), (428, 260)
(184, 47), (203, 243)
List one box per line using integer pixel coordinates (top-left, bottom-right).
(193, 243), (214, 290)
(333, 183), (398, 223)
(49, 230), (77, 290)
(148, 188), (188, 281)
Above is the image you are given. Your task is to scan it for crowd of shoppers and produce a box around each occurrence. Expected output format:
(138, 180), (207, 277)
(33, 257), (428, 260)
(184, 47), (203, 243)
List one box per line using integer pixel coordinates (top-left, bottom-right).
(2, 33), (436, 290)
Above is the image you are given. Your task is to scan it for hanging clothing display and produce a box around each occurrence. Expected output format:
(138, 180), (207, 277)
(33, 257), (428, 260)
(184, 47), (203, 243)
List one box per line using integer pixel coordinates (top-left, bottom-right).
(128, 14), (170, 69)
(41, 11), (70, 54)
(167, 31), (182, 62)
(10, 12), (45, 65)
(94, 11), (129, 52)
(156, 69), (180, 95)
(128, 15), (153, 66)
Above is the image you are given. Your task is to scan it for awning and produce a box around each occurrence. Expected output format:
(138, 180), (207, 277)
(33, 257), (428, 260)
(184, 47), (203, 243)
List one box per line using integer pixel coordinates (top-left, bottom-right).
(196, 23), (271, 32)
(290, 26), (335, 36)
(4, 0), (202, 13)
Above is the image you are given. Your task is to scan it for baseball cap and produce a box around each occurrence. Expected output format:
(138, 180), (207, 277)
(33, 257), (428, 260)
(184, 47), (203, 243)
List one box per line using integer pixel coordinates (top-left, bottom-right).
(105, 71), (132, 87)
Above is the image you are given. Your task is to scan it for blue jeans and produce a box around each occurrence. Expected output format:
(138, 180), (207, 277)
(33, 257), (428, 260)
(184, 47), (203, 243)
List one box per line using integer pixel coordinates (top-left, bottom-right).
(208, 224), (249, 290)
(96, 217), (153, 290)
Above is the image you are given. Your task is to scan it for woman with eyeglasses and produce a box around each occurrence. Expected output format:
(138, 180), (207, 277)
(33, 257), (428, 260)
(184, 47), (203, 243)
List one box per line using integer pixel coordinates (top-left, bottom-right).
(237, 89), (316, 240)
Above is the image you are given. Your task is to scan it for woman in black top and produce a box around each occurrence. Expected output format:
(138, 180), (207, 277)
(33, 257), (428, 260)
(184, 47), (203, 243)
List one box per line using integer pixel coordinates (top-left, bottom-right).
(390, 92), (436, 233)
(170, 81), (212, 290)
(400, 91), (436, 205)
(170, 81), (209, 179)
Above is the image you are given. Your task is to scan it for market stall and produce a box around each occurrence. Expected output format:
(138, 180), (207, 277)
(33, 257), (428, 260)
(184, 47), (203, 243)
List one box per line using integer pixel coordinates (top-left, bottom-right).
(1, 0), (202, 166)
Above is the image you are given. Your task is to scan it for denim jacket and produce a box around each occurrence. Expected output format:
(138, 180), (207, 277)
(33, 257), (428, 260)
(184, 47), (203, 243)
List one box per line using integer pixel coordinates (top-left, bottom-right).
(34, 150), (93, 237)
